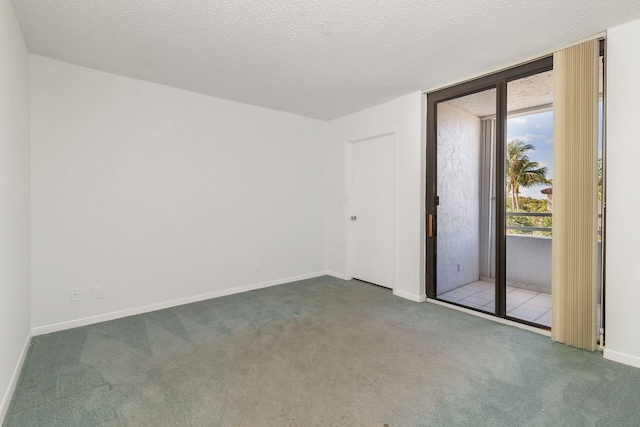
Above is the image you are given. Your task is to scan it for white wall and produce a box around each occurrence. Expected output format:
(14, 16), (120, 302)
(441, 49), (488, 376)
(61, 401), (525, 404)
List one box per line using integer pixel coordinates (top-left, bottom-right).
(30, 55), (326, 331)
(0, 0), (31, 420)
(604, 17), (640, 367)
(324, 92), (424, 301)
(506, 237), (602, 300)
(507, 236), (552, 292)
(435, 103), (481, 294)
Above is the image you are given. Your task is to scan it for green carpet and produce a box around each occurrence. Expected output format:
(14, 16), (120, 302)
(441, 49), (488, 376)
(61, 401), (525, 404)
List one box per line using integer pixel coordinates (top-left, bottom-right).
(4, 276), (640, 426)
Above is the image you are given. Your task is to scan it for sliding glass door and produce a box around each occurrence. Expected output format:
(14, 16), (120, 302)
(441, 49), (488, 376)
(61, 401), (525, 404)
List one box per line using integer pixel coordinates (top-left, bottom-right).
(433, 88), (497, 314)
(426, 57), (554, 327)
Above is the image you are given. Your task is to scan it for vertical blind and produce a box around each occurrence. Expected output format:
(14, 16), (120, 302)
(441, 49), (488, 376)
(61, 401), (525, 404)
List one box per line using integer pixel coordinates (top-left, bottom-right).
(551, 39), (599, 351)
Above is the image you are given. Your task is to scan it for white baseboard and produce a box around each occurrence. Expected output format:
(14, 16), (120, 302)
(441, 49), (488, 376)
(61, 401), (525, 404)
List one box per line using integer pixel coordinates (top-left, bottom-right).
(32, 271), (329, 336)
(325, 270), (346, 280)
(1, 330), (31, 423)
(393, 289), (426, 303)
(603, 348), (640, 369)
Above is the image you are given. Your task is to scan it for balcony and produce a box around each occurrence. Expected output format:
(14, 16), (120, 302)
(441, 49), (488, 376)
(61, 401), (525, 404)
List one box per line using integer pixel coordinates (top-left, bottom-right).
(438, 213), (602, 328)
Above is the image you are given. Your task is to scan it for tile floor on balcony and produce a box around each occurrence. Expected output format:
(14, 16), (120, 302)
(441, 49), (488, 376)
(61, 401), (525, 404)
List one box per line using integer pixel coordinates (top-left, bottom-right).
(437, 280), (552, 327)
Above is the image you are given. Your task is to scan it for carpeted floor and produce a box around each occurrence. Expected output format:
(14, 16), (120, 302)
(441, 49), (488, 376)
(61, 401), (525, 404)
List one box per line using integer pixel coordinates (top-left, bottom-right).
(4, 276), (640, 426)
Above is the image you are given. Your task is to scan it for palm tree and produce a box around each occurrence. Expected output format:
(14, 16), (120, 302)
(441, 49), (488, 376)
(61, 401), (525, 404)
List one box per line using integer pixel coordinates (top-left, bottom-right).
(506, 139), (549, 210)
(598, 158), (603, 201)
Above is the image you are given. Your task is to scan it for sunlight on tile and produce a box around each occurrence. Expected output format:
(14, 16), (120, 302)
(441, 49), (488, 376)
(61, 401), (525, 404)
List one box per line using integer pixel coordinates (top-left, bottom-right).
(438, 281), (554, 328)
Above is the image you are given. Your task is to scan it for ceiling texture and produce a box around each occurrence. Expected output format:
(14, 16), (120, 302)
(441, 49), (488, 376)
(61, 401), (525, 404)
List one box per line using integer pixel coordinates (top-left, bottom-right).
(11, 0), (640, 120)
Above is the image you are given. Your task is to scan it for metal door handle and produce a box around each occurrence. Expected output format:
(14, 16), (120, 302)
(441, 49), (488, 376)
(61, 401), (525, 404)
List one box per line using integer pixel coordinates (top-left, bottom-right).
(428, 214), (433, 237)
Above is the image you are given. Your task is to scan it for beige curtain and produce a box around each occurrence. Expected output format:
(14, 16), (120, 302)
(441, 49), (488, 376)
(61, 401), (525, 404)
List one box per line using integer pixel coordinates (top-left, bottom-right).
(551, 39), (599, 351)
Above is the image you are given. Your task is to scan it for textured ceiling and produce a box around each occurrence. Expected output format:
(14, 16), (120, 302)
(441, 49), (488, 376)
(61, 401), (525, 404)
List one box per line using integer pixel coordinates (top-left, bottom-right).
(11, 0), (640, 120)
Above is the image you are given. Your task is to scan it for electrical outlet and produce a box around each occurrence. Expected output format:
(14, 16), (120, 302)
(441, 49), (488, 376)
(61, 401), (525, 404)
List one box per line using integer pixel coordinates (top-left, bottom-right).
(254, 261), (260, 272)
(70, 288), (81, 302)
(93, 286), (103, 299)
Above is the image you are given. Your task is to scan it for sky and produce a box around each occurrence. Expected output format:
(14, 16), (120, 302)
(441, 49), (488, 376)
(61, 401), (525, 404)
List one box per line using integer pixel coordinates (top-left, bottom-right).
(506, 102), (603, 200)
(507, 110), (554, 199)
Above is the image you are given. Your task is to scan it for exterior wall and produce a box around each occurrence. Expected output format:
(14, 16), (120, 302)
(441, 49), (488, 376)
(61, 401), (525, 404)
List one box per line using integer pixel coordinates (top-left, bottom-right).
(506, 235), (552, 292)
(435, 103), (481, 294)
(506, 237), (601, 301)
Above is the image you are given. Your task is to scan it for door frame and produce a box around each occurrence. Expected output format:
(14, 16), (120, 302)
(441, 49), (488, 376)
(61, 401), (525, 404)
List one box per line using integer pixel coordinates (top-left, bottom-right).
(425, 56), (553, 323)
(344, 130), (398, 291)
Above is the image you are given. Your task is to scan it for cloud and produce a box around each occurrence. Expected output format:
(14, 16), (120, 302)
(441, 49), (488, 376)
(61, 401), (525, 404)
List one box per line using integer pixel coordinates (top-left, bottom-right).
(510, 117), (527, 124)
(545, 138), (554, 144)
(508, 133), (546, 143)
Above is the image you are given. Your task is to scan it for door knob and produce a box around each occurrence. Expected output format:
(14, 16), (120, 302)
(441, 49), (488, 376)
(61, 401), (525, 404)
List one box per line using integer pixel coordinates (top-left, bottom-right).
(351, 216), (357, 221)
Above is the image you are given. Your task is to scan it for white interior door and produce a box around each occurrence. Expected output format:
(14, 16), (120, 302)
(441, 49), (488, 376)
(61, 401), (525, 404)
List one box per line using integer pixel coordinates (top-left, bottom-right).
(350, 134), (395, 288)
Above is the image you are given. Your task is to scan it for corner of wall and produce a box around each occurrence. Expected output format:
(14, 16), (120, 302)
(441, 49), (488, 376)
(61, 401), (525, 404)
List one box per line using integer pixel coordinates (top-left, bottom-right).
(393, 289), (426, 303)
(603, 348), (640, 369)
(0, 331), (31, 423)
(0, 0), (32, 421)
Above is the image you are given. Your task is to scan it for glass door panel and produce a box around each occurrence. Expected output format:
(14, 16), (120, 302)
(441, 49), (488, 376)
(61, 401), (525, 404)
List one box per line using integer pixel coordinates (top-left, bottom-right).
(505, 70), (554, 326)
(435, 88), (497, 314)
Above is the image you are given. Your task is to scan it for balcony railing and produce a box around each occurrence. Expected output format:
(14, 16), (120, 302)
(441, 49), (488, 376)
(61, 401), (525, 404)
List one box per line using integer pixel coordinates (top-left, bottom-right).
(507, 212), (552, 233)
(506, 212), (602, 235)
